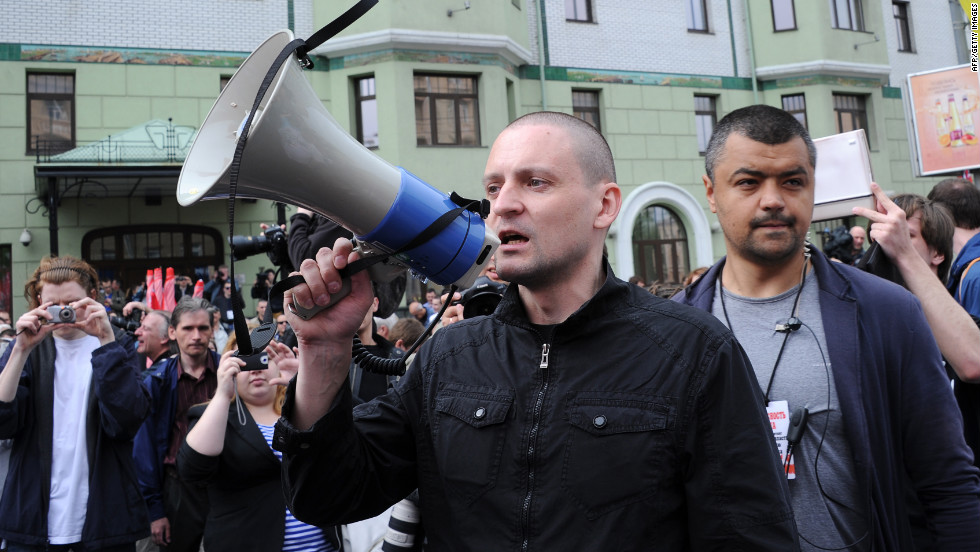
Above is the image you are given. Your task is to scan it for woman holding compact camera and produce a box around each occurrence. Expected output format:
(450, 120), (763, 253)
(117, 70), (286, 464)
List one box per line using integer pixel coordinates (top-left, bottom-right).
(178, 339), (338, 552)
(0, 255), (150, 551)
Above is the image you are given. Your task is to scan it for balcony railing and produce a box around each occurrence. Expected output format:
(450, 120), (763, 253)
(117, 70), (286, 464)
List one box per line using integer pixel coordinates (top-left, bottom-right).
(35, 119), (196, 164)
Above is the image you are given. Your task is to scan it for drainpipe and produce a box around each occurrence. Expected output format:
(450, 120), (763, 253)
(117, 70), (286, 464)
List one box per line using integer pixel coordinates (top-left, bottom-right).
(726, 0), (738, 77)
(949, 0), (969, 64)
(743, 0), (759, 104)
(536, 0), (548, 110)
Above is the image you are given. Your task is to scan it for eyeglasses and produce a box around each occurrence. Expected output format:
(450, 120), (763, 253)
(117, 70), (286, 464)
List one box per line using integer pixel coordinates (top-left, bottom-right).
(277, 321), (288, 326)
(224, 286), (231, 290)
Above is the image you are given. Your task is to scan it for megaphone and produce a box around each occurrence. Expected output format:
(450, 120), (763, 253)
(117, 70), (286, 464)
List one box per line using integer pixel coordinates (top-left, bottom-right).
(177, 30), (498, 293)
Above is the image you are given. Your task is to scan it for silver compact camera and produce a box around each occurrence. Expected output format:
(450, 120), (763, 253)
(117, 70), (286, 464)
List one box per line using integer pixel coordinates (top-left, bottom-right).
(46, 305), (76, 324)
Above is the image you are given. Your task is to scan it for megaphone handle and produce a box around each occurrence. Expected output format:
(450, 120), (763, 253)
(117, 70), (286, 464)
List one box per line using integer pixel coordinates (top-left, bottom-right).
(285, 276), (352, 321)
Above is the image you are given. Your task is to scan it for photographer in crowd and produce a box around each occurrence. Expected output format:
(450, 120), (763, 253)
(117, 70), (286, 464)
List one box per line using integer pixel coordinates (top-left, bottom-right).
(136, 312), (175, 372)
(123, 302), (174, 372)
(439, 255), (507, 328)
(0, 255), (150, 550)
(177, 343), (337, 552)
(288, 207), (406, 319)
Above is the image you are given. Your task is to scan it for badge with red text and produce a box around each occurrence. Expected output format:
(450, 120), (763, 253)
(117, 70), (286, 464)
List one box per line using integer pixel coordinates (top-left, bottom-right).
(767, 400), (795, 479)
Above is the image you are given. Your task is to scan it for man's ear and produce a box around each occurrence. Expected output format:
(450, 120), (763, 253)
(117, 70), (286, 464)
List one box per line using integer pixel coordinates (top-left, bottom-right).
(594, 182), (622, 230)
(168, 326), (177, 340)
(930, 249), (945, 271)
(703, 174), (718, 214)
(395, 339), (406, 350)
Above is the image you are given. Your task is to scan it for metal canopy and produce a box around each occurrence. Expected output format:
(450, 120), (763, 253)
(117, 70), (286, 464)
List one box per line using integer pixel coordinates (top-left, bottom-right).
(31, 119), (197, 254)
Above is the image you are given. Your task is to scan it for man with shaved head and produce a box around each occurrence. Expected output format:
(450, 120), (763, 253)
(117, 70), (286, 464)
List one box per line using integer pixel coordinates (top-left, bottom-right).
(272, 111), (797, 550)
(675, 104), (979, 550)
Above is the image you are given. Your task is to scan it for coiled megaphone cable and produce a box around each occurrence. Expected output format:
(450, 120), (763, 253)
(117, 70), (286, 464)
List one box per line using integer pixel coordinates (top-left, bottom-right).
(351, 284), (459, 376)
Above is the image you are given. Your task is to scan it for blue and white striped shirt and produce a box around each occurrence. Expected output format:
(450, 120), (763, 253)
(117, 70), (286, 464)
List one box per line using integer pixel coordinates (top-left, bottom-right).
(257, 422), (336, 552)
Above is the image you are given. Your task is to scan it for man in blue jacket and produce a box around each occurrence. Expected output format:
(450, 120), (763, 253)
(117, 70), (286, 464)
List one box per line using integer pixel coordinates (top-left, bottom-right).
(133, 296), (219, 552)
(674, 104), (980, 550)
(928, 177), (980, 317)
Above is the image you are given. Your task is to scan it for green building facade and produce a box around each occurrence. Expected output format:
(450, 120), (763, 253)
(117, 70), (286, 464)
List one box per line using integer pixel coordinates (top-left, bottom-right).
(0, 0), (971, 315)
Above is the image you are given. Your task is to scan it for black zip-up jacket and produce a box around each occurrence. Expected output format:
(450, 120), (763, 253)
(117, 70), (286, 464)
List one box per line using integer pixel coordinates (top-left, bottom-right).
(274, 268), (799, 551)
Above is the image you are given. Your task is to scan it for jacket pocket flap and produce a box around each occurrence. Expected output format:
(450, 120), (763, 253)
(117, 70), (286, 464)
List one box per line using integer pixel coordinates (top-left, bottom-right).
(435, 394), (512, 429)
(567, 401), (670, 436)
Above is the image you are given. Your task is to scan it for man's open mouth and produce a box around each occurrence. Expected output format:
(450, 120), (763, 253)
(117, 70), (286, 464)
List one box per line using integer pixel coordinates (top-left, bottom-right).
(500, 233), (528, 245)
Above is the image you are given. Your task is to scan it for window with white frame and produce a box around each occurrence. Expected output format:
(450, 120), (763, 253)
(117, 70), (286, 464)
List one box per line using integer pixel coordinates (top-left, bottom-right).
(830, 0), (865, 31)
(694, 95), (717, 155)
(687, 0), (708, 32)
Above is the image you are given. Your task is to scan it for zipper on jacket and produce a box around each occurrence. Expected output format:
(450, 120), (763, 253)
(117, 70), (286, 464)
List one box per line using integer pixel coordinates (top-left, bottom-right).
(521, 343), (551, 551)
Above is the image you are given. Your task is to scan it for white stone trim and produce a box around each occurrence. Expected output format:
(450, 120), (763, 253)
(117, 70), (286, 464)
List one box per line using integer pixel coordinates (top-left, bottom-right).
(614, 182), (714, 279)
(310, 29), (535, 66)
(755, 59), (892, 81)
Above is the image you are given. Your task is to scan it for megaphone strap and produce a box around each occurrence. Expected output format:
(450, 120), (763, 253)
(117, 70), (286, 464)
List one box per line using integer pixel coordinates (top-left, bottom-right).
(450, 192), (491, 218)
(268, 191), (486, 315)
(267, 190), (480, 373)
(227, 0), (380, 358)
(295, 0), (380, 68)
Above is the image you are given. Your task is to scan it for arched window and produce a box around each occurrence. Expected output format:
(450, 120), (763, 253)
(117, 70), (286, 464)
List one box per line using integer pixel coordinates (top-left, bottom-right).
(82, 224), (224, 290)
(632, 205), (690, 286)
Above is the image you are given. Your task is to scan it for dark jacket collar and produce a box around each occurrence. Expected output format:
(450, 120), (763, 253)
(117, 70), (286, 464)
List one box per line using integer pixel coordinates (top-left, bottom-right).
(678, 246), (855, 308)
(493, 258), (629, 341)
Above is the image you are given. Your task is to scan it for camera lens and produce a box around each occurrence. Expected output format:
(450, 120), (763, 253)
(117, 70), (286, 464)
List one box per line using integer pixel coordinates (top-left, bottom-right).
(462, 292), (502, 319)
(59, 307), (74, 323)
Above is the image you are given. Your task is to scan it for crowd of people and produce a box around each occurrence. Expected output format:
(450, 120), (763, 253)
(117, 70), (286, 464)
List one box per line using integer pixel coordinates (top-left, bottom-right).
(0, 107), (979, 551)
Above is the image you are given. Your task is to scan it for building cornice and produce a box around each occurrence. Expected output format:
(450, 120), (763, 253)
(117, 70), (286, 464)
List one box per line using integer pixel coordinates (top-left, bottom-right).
(755, 60), (892, 82)
(310, 29), (534, 67)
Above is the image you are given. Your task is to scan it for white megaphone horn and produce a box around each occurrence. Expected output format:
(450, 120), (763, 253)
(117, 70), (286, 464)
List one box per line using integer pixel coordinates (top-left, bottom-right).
(177, 30), (499, 303)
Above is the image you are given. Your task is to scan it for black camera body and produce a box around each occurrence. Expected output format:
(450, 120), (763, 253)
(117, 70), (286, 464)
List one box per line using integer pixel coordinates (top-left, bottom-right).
(459, 276), (507, 319)
(111, 309), (143, 333)
(239, 352), (269, 371)
(46, 305), (76, 324)
(230, 227), (289, 266)
(820, 226), (855, 264)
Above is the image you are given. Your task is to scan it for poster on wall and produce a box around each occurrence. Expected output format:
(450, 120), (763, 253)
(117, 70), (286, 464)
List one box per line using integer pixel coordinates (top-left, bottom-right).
(0, 245), (10, 318)
(907, 64), (980, 176)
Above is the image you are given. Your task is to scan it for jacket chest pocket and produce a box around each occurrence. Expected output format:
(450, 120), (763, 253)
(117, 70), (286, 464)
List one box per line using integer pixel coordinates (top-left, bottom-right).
(433, 389), (513, 505)
(561, 393), (675, 519)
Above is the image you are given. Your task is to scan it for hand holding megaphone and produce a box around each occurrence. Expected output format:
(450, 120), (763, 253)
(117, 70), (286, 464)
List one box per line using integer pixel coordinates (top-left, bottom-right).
(284, 238), (374, 343)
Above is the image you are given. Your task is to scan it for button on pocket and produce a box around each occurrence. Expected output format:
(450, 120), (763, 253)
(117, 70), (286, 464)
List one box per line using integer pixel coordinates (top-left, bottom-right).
(561, 393), (674, 519)
(434, 388), (513, 504)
